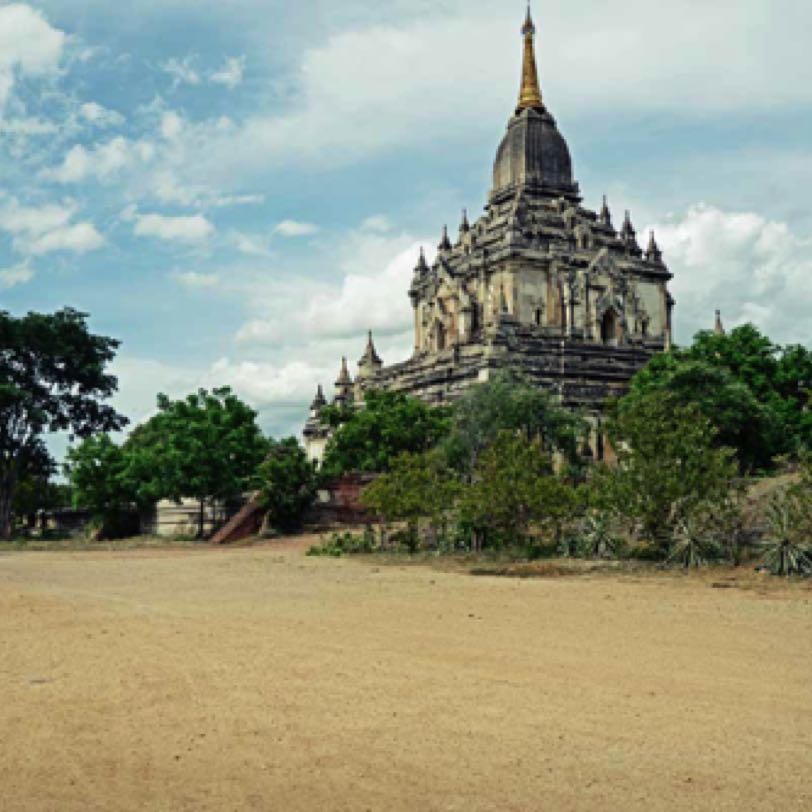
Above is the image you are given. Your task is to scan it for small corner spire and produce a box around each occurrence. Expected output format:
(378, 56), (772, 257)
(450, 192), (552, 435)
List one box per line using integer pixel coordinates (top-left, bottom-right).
(438, 224), (452, 251)
(646, 230), (662, 263)
(600, 195), (612, 228)
(460, 208), (470, 233)
(517, 3), (544, 114)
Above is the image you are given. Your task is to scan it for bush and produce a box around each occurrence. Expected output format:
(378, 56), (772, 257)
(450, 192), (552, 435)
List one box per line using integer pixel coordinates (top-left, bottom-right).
(306, 529), (376, 557)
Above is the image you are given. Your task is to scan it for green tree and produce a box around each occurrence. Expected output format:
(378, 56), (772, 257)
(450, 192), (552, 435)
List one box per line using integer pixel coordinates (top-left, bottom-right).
(593, 390), (739, 553)
(637, 325), (812, 467)
(442, 371), (586, 477)
(459, 432), (577, 549)
(626, 354), (779, 471)
(320, 389), (451, 478)
(66, 434), (140, 536)
(257, 438), (318, 532)
(361, 450), (461, 550)
(0, 308), (126, 537)
(125, 388), (269, 537)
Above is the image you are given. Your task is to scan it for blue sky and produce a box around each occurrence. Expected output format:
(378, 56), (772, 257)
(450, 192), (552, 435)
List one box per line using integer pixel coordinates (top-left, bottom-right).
(1, 0), (811, 451)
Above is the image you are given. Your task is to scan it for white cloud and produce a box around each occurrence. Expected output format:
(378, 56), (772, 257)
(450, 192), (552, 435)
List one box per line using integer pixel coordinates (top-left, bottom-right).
(132, 211), (214, 243)
(231, 232), (271, 257)
(210, 56), (245, 89)
(273, 220), (319, 238)
(160, 110), (183, 140)
(27, 222), (104, 255)
(0, 4), (65, 108)
(650, 204), (812, 346)
(236, 223), (430, 346)
(147, 2), (811, 185)
(43, 136), (155, 184)
(171, 270), (219, 289)
(80, 102), (125, 128)
(162, 56), (200, 88)
(0, 263), (34, 289)
(0, 197), (104, 256)
(0, 116), (56, 135)
(361, 215), (393, 234)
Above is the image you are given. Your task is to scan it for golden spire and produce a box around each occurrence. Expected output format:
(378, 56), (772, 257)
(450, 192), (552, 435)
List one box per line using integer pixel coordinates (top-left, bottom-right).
(517, 3), (544, 113)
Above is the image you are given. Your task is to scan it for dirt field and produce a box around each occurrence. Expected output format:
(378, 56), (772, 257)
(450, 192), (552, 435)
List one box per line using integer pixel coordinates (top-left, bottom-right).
(1, 540), (810, 811)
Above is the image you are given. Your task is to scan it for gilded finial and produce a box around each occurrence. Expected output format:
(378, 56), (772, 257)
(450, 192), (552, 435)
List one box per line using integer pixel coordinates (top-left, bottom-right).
(517, 3), (543, 113)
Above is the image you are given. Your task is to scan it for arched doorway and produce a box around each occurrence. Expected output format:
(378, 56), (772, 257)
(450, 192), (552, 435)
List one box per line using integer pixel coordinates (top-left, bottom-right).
(600, 310), (618, 345)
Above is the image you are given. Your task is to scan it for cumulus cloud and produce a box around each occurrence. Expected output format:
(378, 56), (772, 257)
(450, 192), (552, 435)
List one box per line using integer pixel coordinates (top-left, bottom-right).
(80, 102), (125, 128)
(210, 56), (245, 89)
(236, 223), (429, 346)
(0, 116), (56, 135)
(162, 56), (200, 88)
(0, 4), (65, 108)
(273, 220), (319, 238)
(132, 211), (214, 243)
(650, 204), (812, 346)
(171, 270), (219, 289)
(0, 263), (34, 289)
(43, 136), (155, 184)
(0, 197), (104, 256)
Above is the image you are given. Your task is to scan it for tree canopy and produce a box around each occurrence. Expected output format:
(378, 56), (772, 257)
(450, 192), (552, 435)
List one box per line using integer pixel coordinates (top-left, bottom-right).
(320, 389), (451, 479)
(257, 438), (318, 532)
(121, 388), (269, 537)
(629, 325), (812, 469)
(441, 370), (587, 476)
(0, 308), (126, 537)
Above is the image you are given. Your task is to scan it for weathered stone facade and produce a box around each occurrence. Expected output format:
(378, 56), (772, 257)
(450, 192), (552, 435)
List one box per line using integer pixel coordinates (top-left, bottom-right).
(304, 8), (673, 464)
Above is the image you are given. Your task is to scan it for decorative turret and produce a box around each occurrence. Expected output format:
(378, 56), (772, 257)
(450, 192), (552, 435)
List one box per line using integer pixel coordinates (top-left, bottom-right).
(620, 210), (639, 251)
(714, 309), (726, 336)
(357, 330), (383, 380)
(438, 225), (452, 252)
(309, 384), (326, 417)
(645, 230), (663, 264)
(334, 356), (353, 405)
(517, 4), (543, 113)
(414, 246), (429, 276)
(599, 195), (613, 229)
(459, 208), (470, 236)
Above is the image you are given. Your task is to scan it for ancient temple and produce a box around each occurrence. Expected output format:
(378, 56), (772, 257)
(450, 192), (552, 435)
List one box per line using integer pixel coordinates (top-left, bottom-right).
(304, 6), (674, 464)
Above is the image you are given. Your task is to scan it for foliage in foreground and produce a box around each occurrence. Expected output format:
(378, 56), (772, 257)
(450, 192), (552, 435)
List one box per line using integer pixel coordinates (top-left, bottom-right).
(0, 308), (127, 537)
(307, 530), (376, 557)
(759, 467), (812, 576)
(320, 390), (451, 479)
(257, 438), (318, 532)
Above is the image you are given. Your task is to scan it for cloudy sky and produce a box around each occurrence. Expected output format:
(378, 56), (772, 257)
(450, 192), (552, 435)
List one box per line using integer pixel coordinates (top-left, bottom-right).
(1, 0), (811, 449)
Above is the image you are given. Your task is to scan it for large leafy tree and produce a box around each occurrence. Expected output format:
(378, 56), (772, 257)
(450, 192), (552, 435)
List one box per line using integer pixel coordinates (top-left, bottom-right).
(125, 388), (269, 537)
(65, 434), (140, 535)
(634, 325), (812, 468)
(320, 389), (451, 478)
(459, 432), (577, 549)
(626, 354), (780, 471)
(257, 438), (318, 532)
(442, 370), (587, 476)
(362, 449), (462, 548)
(591, 390), (739, 551)
(0, 308), (126, 537)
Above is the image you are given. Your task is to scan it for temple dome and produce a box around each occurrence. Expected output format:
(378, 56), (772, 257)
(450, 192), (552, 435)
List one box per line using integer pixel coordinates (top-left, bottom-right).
(490, 106), (576, 203)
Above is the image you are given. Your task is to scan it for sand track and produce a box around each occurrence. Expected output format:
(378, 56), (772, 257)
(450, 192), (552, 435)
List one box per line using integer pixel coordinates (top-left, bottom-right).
(1, 542), (810, 811)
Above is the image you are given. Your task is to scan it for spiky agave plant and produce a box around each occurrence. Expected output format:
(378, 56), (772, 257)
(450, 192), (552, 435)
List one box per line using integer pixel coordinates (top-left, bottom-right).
(760, 496), (812, 577)
(667, 514), (722, 569)
(577, 511), (619, 560)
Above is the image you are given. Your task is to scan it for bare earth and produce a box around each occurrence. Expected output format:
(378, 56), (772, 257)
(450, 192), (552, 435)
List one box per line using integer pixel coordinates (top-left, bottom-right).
(1, 540), (810, 811)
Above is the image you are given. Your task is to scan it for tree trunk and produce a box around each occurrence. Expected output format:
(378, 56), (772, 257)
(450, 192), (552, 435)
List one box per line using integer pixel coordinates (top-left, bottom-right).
(198, 498), (205, 539)
(0, 471), (18, 540)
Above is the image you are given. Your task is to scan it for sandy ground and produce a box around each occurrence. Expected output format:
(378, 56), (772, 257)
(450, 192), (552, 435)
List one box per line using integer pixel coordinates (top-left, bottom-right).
(1, 540), (810, 812)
